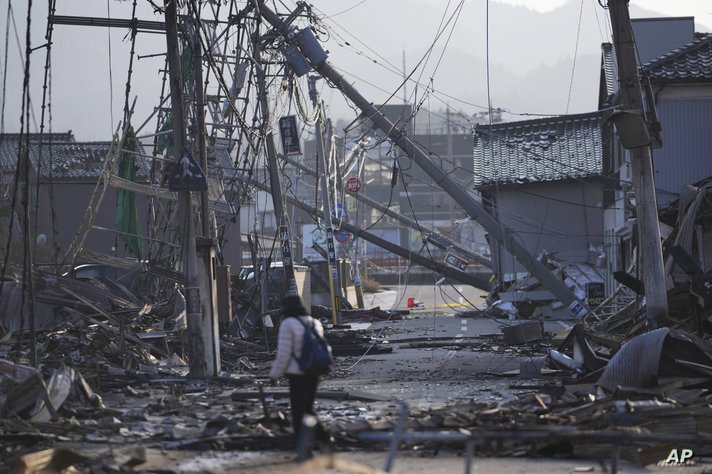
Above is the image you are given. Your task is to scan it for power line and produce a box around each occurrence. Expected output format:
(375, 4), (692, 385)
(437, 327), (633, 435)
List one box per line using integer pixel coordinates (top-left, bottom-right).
(107, 0), (115, 132)
(0, 0), (11, 133)
(311, 1), (497, 114)
(325, 0), (368, 18)
(565, 0), (585, 114)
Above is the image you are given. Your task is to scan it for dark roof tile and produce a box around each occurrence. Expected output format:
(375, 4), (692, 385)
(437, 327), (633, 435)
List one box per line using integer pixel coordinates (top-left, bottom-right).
(0, 133), (151, 179)
(642, 33), (712, 82)
(474, 112), (603, 186)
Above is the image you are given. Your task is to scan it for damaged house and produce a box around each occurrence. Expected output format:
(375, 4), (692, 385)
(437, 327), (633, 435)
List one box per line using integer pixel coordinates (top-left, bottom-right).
(473, 112), (606, 317)
(471, 16), (712, 316)
(0, 132), (150, 266)
(600, 17), (712, 294)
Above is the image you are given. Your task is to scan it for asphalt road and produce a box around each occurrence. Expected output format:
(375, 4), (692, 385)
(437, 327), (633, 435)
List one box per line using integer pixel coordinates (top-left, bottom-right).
(358, 282), (490, 313)
(326, 312), (572, 407)
(226, 312), (712, 473)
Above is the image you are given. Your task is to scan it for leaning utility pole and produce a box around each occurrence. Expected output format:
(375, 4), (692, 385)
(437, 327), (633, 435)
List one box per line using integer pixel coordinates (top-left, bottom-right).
(335, 138), (365, 308)
(165, 2), (206, 376)
(254, 26), (298, 296)
(194, 23), (210, 238)
(607, 0), (669, 328)
(256, 1), (589, 318)
(309, 76), (342, 325)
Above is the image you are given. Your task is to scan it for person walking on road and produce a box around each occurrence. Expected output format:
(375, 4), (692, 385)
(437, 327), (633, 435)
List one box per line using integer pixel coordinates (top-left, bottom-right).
(269, 295), (328, 448)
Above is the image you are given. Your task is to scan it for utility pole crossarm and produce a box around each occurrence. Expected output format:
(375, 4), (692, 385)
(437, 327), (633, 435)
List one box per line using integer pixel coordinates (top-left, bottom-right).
(255, 0), (589, 318)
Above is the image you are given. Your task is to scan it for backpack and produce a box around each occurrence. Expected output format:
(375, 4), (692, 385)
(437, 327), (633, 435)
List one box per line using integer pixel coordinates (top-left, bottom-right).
(293, 318), (333, 376)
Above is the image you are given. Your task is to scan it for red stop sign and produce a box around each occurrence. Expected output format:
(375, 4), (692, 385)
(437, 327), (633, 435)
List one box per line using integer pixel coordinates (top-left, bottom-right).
(346, 176), (361, 193)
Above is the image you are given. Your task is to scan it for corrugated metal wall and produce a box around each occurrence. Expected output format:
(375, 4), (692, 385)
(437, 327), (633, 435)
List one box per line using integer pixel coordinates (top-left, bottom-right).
(653, 98), (712, 207)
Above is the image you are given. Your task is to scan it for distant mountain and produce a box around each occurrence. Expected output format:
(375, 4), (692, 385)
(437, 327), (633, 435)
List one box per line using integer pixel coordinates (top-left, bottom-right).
(3, 0), (709, 139)
(317, 0), (710, 122)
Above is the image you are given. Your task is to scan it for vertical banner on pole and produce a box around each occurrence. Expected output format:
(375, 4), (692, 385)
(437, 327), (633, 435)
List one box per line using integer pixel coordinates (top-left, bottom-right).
(279, 115), (301, 156)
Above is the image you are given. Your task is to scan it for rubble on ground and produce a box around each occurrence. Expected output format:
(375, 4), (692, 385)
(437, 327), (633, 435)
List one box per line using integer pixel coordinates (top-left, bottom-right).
(2, 239), (712, 472)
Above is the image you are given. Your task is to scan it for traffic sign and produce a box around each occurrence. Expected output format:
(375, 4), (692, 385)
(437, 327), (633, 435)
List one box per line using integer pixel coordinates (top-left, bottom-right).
(335, 229), (351, 244)
(346, 176), (361, 193)
(332, 203), (348, 221)
(444, 252), (468, 271)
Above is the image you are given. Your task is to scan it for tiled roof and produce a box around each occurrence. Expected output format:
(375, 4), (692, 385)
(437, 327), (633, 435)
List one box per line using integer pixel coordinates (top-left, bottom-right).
(642, 33), (712, 82)
(0, 132), (74, 172)
(601, 43), (617, 98)
(473, 112), (603, 186)
(0, 133), (150, 179)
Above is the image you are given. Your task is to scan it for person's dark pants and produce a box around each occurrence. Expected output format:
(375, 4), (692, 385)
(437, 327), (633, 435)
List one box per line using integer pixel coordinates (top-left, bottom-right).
(287, 374), (324, 444)
(287, 374), (329, 450)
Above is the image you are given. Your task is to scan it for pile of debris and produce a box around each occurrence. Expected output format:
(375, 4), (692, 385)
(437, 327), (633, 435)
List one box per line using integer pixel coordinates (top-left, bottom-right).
(329, 326), (712, 465)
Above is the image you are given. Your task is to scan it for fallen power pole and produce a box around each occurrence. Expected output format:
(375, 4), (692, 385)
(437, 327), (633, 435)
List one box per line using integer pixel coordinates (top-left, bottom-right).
(282, 155), (493, 269)
(235, 174), (491, 291)
(607, 0), (669, 328)
(256, 1), (588, 317)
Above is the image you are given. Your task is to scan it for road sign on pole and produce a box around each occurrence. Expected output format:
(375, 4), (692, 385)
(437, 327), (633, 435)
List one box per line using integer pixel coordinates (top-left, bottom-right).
(335, 229), (351, 244)
(346, 176), (361, 193)
(444, 252), (468, 271)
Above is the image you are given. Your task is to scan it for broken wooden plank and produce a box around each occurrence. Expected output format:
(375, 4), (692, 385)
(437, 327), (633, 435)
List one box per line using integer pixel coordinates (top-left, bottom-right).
(9, 448), (87, 472)
(60, 286), (168, 357)
(294, 455), (387, 474)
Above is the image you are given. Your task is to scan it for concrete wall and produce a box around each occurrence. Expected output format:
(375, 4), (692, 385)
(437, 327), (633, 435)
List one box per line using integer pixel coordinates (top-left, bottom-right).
(490, 179), (604, 278)
(36, 181), (149, 261)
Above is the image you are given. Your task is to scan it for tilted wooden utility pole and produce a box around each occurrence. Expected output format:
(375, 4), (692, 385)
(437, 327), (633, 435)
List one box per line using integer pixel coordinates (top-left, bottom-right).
(256, 1), (589, 318)
(254, 26), (299, 297)
(164, 1), (206, 376)
(607, 0), (669, 328)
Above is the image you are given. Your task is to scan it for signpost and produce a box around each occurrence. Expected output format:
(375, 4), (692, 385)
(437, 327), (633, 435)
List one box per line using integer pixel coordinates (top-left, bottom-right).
(444, 252), (468, 272)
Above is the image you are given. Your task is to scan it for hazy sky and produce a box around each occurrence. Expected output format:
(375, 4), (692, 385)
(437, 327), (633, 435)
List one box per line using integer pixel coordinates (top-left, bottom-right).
(501, 0), (711, 20)
(1, 0), (711, 141)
